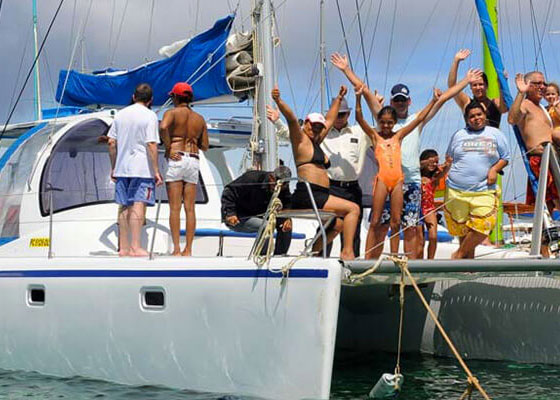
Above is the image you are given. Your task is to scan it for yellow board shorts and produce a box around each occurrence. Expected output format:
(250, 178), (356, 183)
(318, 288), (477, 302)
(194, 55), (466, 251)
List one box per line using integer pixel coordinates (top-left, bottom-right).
(444, 187), (498, 237)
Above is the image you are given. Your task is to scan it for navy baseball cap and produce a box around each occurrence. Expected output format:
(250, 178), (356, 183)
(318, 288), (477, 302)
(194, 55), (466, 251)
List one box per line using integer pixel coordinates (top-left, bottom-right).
(390, 84), (410, 100)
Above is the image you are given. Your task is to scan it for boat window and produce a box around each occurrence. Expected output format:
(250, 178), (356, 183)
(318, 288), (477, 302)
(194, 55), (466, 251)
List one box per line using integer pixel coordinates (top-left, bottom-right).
(0, 124), (58, 240)
(40, 119), (208, 216)
(27, 285), (46, 306)
(141, 287), (165, 310)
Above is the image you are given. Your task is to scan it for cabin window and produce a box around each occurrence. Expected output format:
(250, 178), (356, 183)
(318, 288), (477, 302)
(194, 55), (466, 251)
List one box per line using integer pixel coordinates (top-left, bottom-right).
(27, 285), (45, 306)
(39, 118), (208, 216)
(0, 124), (58, 240)
(141, 287), (165, 310)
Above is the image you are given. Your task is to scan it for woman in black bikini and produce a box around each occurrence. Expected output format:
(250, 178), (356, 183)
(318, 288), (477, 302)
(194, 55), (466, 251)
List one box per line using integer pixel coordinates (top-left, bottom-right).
(271, 84), (359, 260)
(448, 49), (508, 127)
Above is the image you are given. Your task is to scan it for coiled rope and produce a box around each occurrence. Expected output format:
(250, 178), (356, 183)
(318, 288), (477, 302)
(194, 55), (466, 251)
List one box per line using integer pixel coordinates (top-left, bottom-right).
(251, 180), (284, 267)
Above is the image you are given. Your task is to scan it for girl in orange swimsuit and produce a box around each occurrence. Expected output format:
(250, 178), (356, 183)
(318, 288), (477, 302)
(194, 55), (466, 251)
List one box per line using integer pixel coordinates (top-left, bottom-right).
(355, 86), (438, 255)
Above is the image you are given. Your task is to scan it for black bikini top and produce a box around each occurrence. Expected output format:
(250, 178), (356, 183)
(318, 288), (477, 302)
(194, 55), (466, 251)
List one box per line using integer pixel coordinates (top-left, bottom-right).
(480, 97), (501, 128)
(297, 141), (331, 169)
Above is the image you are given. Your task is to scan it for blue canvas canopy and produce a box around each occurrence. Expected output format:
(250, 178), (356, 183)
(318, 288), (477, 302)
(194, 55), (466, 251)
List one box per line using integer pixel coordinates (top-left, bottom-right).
(56, 15), (235, 107)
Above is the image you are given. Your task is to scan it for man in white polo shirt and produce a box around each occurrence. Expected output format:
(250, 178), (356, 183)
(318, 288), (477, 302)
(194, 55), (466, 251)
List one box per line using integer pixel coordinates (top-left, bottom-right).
(267, 96), (371, 257)
(108, 83), (163, 257)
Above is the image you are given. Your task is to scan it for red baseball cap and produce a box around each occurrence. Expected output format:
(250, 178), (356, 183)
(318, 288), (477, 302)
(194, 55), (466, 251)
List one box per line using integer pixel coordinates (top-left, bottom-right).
(169, 82), (193, 96)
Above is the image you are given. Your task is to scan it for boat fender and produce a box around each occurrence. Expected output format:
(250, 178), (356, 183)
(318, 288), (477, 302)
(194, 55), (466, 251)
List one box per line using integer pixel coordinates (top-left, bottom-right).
(368, 372), (403, 399)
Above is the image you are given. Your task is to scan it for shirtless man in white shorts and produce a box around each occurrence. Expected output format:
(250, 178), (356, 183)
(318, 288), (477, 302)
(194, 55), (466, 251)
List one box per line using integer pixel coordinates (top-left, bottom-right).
(160, 82), (209, 256)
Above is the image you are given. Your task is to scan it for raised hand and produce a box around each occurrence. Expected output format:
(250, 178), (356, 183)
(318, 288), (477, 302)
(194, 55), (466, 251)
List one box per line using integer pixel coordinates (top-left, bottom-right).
(271, 84), (281, 102)
(338, 85), (348, 98)
(467, 68), (483, 83)
(432, 88), (442, 101)
(374, 89), (385, 105)
(454, 49), (471, 62)
(266, 105), (280, 122)
(515, 73), (529, 93)
(331, 53), (349, 71)
(355, 84), (365, 96)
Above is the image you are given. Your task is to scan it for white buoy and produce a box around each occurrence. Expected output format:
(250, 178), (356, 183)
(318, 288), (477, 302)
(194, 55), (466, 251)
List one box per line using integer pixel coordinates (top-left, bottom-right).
(368, 373), (404, 399)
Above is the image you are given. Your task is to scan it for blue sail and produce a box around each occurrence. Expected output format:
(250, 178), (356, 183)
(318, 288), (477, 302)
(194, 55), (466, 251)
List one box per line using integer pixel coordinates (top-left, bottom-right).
(474, 0), (538, 193)
(56, 15), (235, 107)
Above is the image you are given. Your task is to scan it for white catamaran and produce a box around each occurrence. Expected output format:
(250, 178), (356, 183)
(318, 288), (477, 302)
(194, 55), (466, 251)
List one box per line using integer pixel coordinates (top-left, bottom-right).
(1, 1), (560, 399)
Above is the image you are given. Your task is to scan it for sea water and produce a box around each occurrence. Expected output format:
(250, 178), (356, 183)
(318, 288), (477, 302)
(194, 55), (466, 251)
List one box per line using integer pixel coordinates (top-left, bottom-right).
(1, 354), (560, 399)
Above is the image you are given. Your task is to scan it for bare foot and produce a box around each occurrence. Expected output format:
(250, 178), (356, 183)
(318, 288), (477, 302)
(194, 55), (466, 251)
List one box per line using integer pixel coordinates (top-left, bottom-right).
(129, 247), (149, 257)
(171, 250), (181, 256)
(118, 249), (130, 257)
(181, 248), (192, 257)
(340, 250), (355, 261)
(451, 251), (461, 259)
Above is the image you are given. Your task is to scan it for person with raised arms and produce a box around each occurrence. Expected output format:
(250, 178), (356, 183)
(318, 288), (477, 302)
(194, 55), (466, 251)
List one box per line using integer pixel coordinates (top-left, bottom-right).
(508, 72), (560, 214)
(271, 84), (360, 260)
(354, 86), (437, 256)
(331, 52), (482, 259)
(266, 96), (371, 258)
(447, 49), (508, 128)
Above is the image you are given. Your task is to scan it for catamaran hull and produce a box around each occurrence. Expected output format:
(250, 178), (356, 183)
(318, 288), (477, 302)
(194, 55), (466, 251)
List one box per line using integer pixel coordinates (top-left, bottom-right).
(421, 276), (560, 364)
(336, 274), (560, 365)
(0, 257), (342, 400)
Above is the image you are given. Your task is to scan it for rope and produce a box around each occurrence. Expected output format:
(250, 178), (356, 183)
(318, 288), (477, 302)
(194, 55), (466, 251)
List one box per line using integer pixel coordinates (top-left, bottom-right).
(349, 256), (491, 399)
(394, 261), (405, 376)
(109, 0), (130, 66)
(0, 0), (66, 142)
(353, 0), (369, 87)
(48, 0), (94, 137)
(365, 0), (383, 73)
(397, 0), (443, 82)
(383, 0), (398, 95)
(273, 10), (299, 116)
(145, 0), (156, 62)
(251, 180), (284, 267)
(391, 256), (491, 400)
(335, 0), (354, 71)
(517, 0), (526, 71)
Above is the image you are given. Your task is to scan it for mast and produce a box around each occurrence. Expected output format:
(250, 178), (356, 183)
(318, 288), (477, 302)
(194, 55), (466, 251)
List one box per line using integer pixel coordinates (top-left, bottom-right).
(320, 0), (326, 114)
(483, 0), (503, 244)
(32, 0), (42, 120)
(254, 0), (277, 171)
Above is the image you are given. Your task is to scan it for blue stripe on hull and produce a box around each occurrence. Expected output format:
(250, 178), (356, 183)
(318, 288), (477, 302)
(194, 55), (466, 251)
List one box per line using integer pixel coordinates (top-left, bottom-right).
(0, 268), (328, 279)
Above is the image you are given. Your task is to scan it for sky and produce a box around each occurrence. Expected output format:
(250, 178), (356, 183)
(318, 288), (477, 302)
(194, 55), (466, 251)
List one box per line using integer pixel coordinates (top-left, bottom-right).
(0, 0), (559, 200)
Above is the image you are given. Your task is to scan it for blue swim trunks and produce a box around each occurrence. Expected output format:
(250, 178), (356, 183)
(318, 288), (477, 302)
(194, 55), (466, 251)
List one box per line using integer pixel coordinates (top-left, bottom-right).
(115, 177), (156, 206)
(379, 182), (421, 227)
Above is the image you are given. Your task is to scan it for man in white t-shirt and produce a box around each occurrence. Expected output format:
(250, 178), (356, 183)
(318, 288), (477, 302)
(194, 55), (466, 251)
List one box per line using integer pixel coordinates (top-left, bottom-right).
(108, 83), (163, 257)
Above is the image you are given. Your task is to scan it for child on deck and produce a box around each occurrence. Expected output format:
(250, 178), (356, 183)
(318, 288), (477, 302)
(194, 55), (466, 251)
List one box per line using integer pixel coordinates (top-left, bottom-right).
(545, 82), (560, 136)
(419, 149), (451, 259)
(355, 86), (438, 257)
